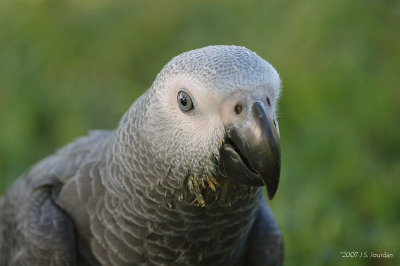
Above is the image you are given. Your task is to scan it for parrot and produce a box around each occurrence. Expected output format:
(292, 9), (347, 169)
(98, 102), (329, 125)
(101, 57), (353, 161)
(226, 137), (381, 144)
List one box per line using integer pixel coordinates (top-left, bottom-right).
(0, 45), (283, 265)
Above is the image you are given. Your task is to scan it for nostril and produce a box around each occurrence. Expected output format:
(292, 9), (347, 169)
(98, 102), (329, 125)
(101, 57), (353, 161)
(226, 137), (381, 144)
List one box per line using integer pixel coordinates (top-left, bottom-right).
(273, 119), (277, 128)
(266, 97), (271, 107)
(234, 104), (243, 115)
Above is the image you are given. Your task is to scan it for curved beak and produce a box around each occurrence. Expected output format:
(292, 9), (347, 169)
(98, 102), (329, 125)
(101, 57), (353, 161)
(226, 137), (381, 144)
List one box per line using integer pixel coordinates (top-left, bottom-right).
(219, 102), (281, 199)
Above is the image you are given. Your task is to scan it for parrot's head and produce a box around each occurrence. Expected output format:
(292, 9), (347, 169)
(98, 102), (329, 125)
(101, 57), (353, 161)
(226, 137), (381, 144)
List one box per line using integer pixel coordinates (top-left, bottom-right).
(120, 45), (281, 205)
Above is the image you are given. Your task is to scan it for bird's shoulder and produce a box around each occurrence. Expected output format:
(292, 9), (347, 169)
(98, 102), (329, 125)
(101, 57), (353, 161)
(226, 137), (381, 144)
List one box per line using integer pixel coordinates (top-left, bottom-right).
(0, 130), (113, 265)
(26, 129), (113, 189)
(236, 197), (284, 266)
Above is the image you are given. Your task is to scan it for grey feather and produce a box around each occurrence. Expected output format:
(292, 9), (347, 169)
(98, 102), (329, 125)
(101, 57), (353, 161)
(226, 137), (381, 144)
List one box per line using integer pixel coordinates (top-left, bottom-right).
(0, 45), (283, 265)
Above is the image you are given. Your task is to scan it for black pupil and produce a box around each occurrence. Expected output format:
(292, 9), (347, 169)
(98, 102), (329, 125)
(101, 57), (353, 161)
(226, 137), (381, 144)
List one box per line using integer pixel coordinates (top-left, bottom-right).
(180, 95), (188, 106)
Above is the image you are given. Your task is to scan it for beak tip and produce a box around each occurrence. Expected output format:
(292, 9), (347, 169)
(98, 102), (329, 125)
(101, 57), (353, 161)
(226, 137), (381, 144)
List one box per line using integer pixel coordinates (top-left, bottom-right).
(219, 101), (282, 199)
(267, 191), (275, 200)
(265, 179), (279, 200)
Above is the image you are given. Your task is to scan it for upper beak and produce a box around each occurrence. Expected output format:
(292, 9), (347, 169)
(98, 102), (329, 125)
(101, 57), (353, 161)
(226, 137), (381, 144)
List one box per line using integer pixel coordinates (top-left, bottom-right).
(219, 101), (281, 199)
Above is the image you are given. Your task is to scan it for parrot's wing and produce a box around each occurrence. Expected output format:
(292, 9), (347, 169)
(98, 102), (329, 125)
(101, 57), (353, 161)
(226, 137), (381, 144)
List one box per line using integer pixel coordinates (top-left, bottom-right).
(238, 195), (284, 266)
(0, 177), (77, 265)
(0, 130), (112, 265)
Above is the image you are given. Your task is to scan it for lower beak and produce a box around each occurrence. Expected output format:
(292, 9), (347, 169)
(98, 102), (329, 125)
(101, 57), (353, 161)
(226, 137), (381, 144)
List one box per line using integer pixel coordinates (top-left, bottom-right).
(219, 102), (281, 199)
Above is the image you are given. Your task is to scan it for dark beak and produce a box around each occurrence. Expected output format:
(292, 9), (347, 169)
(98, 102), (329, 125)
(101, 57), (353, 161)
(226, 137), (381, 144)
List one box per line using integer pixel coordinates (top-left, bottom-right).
(219, 102), (281, 199)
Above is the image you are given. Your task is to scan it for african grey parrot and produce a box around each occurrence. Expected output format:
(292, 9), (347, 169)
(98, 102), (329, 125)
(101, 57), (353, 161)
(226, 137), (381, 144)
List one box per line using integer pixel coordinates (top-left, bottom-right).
(0, 45), (283, 265)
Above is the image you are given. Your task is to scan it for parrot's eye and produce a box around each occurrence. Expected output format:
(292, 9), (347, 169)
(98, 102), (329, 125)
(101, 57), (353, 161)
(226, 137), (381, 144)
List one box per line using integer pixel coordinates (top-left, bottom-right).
(234, 104), (243, 114)
(177, 91), (194, 112)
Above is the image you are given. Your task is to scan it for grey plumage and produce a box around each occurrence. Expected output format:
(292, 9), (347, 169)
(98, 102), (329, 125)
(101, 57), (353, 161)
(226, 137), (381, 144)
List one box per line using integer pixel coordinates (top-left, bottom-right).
(0, 45), (283, 265)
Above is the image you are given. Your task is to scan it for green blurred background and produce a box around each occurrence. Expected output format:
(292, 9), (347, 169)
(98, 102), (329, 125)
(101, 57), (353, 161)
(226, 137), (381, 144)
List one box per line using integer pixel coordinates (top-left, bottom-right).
(0, 0), (399, 265)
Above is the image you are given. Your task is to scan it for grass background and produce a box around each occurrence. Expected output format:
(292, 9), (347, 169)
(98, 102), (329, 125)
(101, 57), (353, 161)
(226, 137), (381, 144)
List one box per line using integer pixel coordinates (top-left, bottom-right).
(0, 0), (399, 265)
